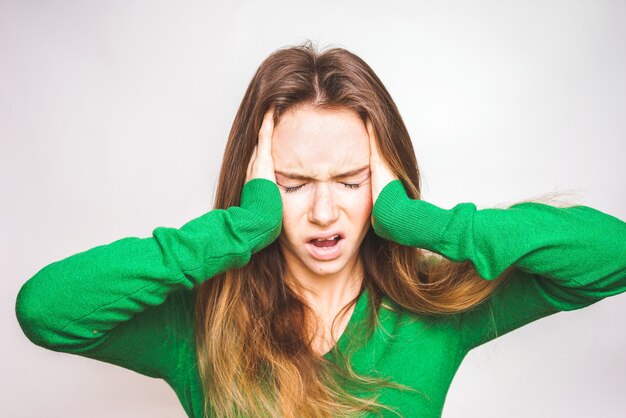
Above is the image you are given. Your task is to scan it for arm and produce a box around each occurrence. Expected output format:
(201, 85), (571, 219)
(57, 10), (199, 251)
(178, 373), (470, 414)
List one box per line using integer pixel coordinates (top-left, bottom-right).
(373, 180), (626, 350)
(16, 106), (280, 384)
(15, 178), (282, 377)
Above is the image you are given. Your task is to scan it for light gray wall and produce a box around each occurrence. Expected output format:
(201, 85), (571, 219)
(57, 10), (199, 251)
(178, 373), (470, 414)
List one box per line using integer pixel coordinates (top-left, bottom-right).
(2, 1), (625, 417)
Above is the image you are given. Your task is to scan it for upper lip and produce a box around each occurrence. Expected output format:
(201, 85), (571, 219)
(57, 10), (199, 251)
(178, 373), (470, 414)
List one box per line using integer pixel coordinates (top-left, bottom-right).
(305, 230), (344, 242)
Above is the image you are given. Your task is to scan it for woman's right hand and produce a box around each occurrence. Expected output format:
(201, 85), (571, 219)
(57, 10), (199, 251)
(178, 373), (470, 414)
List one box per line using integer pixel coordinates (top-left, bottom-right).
(246, 106), (276, 183)
(239, 105), (283, 253)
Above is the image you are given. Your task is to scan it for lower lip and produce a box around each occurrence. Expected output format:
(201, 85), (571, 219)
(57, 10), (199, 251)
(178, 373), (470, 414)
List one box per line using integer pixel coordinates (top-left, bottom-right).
(306, 238), (344, 261)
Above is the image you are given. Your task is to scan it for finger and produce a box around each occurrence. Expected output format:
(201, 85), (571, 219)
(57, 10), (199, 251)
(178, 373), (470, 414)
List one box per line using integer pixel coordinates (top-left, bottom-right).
(245, 145), (258, 183)
(367, 118), (398, 207)
(258, 105), (275, 160)
(367, 119), (382, 163)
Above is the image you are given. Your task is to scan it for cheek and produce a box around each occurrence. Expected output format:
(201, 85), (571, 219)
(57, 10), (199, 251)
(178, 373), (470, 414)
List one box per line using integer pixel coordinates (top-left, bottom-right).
(342, 186), (373, 225)
(278, 193), (306, 237)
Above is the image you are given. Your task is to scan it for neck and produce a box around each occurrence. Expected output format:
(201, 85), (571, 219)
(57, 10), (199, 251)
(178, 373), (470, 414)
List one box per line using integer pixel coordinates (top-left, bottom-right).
(283, 257), (364, 316)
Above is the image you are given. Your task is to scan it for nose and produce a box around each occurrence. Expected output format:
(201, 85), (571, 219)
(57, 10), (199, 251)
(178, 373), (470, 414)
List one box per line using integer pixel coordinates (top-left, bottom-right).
(308, 182), (339, 226)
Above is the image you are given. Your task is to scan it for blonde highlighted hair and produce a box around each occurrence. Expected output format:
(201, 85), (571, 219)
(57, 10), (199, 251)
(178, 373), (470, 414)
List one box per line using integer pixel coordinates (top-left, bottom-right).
(194, 41), (510, 417)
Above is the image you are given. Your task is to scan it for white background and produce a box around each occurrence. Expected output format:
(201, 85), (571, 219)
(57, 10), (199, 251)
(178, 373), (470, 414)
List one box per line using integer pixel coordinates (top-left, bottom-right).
(2, 1), (625, 417)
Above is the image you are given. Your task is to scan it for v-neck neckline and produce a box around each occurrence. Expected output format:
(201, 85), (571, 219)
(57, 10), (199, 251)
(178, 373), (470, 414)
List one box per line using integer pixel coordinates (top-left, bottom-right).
(322, 286), (369, 359)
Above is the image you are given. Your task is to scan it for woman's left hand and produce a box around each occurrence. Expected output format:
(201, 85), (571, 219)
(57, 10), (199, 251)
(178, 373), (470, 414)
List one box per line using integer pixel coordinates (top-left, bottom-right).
(368, 119), (398, 206)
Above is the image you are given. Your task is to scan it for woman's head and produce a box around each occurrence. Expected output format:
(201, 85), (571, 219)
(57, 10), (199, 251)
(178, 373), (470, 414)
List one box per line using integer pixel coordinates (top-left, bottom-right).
(215, 41), (422, 287)
(196, 41), (506, 418)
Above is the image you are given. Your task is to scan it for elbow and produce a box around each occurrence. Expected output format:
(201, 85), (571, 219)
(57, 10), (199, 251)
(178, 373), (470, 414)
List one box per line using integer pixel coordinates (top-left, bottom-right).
(15, 274), (81, 351)
(15, 279), (56, 349)
(16, 272), (105, 354)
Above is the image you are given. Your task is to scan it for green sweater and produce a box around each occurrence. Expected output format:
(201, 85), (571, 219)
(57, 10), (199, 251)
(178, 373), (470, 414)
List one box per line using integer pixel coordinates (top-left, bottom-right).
(15, 179), (626, 417)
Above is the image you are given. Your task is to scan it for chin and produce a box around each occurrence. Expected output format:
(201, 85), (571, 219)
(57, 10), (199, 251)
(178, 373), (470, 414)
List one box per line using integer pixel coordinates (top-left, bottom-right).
(304, 257), (352, 276)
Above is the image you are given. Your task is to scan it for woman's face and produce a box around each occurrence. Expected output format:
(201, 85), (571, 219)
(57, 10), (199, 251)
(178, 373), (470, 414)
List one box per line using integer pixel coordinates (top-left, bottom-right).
(272, 105), (372, 279)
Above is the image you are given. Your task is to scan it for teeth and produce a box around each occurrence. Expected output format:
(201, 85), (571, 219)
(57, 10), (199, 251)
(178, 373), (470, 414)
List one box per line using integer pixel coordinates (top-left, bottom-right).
(315, 234), (339, 241)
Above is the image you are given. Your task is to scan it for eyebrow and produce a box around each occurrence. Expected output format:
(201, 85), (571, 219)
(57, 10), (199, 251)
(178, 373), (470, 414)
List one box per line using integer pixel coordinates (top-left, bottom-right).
(275, 165), (370, 181)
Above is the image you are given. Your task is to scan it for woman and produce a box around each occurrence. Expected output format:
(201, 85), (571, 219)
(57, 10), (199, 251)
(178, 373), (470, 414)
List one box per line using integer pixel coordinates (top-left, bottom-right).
(15, 42), (626, 417)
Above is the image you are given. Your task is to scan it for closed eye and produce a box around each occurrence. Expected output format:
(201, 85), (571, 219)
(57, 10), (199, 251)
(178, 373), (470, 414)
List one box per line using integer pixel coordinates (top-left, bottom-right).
(342, 183), (361, 190)
(280, 180), (365, 193)
(283, 184), (306, 193)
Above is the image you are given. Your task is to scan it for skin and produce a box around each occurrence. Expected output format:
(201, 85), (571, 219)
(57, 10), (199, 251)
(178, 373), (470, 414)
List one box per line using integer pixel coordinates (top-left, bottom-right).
(246, 104), (397, 353)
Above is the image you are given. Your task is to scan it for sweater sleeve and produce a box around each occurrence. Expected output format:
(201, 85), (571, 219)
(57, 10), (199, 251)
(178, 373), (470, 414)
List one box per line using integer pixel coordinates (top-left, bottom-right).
(15, 179), (282, 380)
(372, 180), (626, 351)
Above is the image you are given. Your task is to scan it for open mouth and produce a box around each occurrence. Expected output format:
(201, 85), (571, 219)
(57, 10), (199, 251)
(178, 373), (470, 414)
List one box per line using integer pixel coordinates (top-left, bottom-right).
(309, 234), (342, 248)
(305, 232), (345, 261)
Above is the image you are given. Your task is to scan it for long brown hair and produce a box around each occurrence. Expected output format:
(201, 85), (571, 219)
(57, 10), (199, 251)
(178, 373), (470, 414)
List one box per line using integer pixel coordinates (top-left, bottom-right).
(194, 41), (509, 417)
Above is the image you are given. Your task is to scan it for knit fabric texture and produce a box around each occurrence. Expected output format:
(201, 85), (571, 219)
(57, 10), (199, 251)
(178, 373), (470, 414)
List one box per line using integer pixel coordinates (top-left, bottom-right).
(16, 178), (626, 417)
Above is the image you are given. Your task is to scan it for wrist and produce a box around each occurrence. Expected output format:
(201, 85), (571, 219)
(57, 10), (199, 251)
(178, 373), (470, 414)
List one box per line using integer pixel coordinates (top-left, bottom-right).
(241, 179), (282, 217)
(372, 180), (452, 251)
(239, 178), (283, 253)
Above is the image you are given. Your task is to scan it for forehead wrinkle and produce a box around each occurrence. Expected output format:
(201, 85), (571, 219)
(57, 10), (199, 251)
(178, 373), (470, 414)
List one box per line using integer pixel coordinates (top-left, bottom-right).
(275, 165), (369, 181)
(274, 140), (369, 181)
(271, 105), (371, 181)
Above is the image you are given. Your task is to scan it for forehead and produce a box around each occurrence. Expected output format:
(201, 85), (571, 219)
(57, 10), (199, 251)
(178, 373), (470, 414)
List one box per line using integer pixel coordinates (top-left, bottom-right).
(272, 106), (369, 177)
